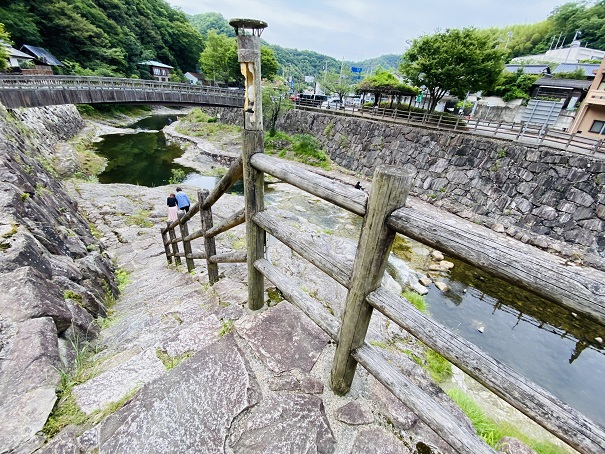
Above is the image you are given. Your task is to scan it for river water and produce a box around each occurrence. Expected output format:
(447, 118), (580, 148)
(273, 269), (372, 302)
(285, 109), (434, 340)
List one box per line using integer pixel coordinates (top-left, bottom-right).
(94, 115), (605, 431)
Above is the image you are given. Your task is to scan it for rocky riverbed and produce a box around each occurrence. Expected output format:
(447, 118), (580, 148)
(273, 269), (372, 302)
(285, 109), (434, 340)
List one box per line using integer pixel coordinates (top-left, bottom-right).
(0, 105), (583, 453)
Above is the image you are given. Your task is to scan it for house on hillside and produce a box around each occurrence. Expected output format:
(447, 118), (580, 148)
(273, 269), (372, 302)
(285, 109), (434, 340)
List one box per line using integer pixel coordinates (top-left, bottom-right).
(511, 41), (605, 64)
(1, 44), (35, 74)
(570, 58), (605, 137)
(19, 45), (63, 75)
(184, 72), (211, 86)
(504, 64), (551, 76)
(139, 60), (173, 82)
(551, 63), (601, 80)
(531, 77), (592, 111)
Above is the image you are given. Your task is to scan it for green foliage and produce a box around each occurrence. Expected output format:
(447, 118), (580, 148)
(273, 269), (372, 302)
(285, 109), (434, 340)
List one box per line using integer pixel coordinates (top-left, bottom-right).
(425, 349), (452, 383)
(188, 12), (235, 38)
(218, 319), (234, 336)
(552, 68), (586, 80)
(322, 70), (358, 102)
(489, 69), (539, 101)
(125, 209), (153, 228)
(402, 290), (427, 313)
(168, 168), (186, 185)
(262, 85), (293, 135)
(401, 28), (506, 112)
(155, 348), (193, 370)
(0, 0), (203, 77)
(0, 23), (11, 71)
(291, 134), (330, 169)
(116, 268), (129, 291)
(358, 68), (417, 102)
(446, 389), (566, 453)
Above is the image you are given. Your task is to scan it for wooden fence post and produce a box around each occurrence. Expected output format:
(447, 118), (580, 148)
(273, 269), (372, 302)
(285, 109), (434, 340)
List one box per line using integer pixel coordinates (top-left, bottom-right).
(178, 211), (195, 272)
(331, 165), (413, 395)
(168, 224), (181, 267)
(161, 225), (172, 264)
(198, 189), (219, 284)
(232, 18), (267, 311)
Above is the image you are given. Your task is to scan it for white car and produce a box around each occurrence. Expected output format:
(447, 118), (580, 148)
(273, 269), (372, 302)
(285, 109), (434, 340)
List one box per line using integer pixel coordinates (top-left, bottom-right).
(322, 99), (341, 109)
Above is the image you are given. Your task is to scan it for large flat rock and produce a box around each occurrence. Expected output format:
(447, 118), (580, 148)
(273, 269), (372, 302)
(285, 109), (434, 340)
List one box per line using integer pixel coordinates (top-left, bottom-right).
(235, 302), (329, 373)
(92, 335), (258, 453)
(228, 393), (336, 453)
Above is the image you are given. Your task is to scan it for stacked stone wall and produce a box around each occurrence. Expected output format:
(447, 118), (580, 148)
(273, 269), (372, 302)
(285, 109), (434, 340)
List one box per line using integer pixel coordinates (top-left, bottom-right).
(278, 110), (605, 261)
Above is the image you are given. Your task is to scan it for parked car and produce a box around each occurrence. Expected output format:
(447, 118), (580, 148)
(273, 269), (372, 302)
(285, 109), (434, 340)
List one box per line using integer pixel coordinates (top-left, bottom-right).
(322, 98), (341, 109)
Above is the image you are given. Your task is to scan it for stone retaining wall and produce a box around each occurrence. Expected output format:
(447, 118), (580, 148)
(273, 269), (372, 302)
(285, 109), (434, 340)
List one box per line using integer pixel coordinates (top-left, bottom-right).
(277, 110), (605, 261)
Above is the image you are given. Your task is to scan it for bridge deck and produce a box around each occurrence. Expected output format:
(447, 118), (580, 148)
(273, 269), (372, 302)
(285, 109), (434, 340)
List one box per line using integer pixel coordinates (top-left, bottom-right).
(0, 75), (245, 109)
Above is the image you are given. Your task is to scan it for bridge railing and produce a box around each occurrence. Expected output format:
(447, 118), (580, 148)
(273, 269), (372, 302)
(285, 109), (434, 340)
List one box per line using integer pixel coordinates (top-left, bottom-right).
(0, 74), (244, 97)
(294, 102), (605, 157)
(160, 138), (605, 452)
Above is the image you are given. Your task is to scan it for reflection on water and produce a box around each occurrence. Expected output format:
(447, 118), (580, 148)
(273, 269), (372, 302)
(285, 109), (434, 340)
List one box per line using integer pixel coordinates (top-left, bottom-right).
(423, 256), (605, 426)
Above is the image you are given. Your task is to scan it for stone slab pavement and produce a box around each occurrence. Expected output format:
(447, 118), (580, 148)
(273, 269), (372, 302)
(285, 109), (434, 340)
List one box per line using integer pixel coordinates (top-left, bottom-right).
(35, 181), (476, 454)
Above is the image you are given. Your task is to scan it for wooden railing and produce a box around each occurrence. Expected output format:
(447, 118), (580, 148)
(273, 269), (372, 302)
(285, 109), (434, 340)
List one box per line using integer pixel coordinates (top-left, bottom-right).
(0, 75), (245, 109)
(160, 147), (605, 453)
(294, 101), (605, 157)
(160, 156), (247, 276)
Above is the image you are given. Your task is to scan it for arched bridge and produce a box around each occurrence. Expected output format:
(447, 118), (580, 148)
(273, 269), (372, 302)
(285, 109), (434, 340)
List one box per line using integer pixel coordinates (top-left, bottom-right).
(0, 75), (245, 109)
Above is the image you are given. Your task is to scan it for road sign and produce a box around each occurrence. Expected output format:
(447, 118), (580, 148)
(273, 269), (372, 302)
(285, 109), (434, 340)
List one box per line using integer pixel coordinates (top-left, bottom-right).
(416, 93), (423, 103)
(351, 67), (362, 73)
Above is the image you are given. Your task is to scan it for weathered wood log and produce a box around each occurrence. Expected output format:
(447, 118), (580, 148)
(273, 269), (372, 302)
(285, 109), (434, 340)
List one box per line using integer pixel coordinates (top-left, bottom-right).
(367, 286), (605, 454)
(168, 225), (181, 266)
(185, 252), (206, 260)
(254, 258), (493, 453)
(387, 203), (605, 324)
(353, 344), (495, 454)
(250, 153), (368, 216)
(209, 251), (247, 263)
(252, 209), (353, 288)
(179, 201), (200, 224)
(331, 165), (413, 395)
(254, 258), (340, 338)
(183, 228), (204, 243)
(199, 189), (219, 284)
(200, 156), (243, 210)
(205, 208), (246, 239)
(178, 211), (195, 272)
(161, 225), (172, 264)
(243, 130), (265, 310)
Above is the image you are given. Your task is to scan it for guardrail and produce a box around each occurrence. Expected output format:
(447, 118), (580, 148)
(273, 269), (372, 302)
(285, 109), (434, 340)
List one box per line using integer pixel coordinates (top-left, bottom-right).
(0, 75), (245, 109)
(294, 101), (605, 157)
(160, 138), (605, 452)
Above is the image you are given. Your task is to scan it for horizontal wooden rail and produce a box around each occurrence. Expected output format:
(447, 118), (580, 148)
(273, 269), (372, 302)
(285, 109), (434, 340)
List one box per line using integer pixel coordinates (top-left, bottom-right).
(253, 209), (353, 288)
(352, 345), (494, 454)
(367, 286), (605, 454)
(254, 258), (493, 453)
(250, 154), (368, 216)
(387, 204), (605, 324)
(200, 157), (244, 210)
(208, 251), (246, 263)
(205, 208), (246, 238)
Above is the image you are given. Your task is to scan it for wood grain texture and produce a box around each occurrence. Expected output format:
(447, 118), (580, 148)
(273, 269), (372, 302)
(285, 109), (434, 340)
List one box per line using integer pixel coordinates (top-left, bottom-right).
(331, 165), (412, 395)
(208, 251), (247, 263)
(205, 208), (246, 239)
(199, 189), (219, 284)
(250, 153), (368, 216)
(252, 209), (353, 288)
(387, 205), (605, 324)
(178, 211), (194, 272)
(367, 286), (605, 454)
(167, 225), (181, 266)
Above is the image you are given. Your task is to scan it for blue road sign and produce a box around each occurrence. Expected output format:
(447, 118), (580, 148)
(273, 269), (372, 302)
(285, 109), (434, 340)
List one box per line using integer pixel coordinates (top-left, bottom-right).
(351, 67), (362, 73)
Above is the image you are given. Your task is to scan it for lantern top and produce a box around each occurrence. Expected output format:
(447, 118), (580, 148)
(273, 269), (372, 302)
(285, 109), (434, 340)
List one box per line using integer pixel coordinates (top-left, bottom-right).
(228, 18), (268, 37)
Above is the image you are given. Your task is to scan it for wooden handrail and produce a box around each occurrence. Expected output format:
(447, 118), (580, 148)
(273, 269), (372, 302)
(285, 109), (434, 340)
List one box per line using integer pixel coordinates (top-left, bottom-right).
(367, 286), (605, 453)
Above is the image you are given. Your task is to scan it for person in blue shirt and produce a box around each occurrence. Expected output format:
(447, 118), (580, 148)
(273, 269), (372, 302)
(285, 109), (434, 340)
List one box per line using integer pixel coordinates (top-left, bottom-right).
(175, 187), (191, 213)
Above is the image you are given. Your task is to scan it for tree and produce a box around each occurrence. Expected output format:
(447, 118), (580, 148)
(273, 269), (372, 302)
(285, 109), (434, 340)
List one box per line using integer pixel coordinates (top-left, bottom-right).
(260, 46), (278, 81)
(262, 83), (293, 135)
(400, 28), (506, 112)
(321, 71), (357, 104)
(198, 30), (238, 84)
(357, 68), (417, 107)
(0, 23), (11, 71)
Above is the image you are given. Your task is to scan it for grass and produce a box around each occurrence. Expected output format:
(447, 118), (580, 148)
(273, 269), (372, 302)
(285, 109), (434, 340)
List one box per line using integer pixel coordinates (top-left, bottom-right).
(218, 319), (234, 336)
(174, 108), (240, 139)
(264, 131), (331, 170)
(155, 348), (193, 370)
(446, 389), (567, 454)
(125, 209), (153, 228)
(425, 349), (452, 383)
(402, 290), (428, 313)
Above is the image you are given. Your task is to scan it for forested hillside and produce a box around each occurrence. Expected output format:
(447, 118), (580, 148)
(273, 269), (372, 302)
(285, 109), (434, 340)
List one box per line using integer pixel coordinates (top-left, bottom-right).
(0, 1), (603, 81)
(0, 0), (203, 78)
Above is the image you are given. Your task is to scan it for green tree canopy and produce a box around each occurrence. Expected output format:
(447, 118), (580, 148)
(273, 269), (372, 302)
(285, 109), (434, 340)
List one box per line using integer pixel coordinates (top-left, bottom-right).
(321, 71), (357, 102)
(400, 28), (505, 111)
(0, 23), (12, 71)
(357, 68), (417, 105)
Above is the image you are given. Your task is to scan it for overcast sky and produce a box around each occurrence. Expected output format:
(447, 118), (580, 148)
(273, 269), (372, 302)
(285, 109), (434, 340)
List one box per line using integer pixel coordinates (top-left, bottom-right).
(168, 0), (569, 61)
